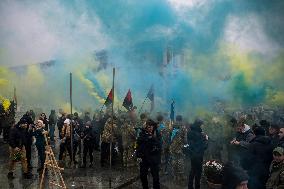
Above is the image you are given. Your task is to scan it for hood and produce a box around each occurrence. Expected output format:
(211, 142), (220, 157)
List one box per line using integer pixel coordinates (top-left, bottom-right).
(242, 124), (250, 133)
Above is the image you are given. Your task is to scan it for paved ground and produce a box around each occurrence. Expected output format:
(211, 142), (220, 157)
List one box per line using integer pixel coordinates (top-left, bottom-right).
(0, 136), (210, 189)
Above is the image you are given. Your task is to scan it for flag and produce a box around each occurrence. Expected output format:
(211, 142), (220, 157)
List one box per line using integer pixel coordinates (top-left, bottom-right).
(104, 88), (113, 107)
(147, 85), (154, 111)
(122, 89), (133, 111)
(170, 100), (175, 122)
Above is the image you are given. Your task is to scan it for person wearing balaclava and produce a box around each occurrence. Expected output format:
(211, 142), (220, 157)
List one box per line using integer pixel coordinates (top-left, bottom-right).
(7, 119), (33, 179)
(81, 121), (95, 168)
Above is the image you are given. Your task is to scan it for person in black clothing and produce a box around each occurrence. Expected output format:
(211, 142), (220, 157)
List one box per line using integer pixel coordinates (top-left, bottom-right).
(7, 119), (33, 179)
(187, 119), (208, 189)
(32, 120), (48, 172)
(269, 123), (280, 148)
(136, 119), (161, 189)
(20, 112), (34, 170)
(83, 112), (92, 125)
(247, 126), (273, 189)
(57, 113), (66, 139)
(81, 121), (95, 168)
(48, 110), (57, 142)
(91, 112), (103, 151)
(39, 112), (49, 131)
(278, 127), (284, 148)
(73, 112), (84, 160)
(231, 117), (255, 170)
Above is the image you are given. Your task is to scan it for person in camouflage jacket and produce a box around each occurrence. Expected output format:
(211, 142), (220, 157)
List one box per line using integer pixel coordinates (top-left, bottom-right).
(267, 147), (284, 189)
(100, 117), (119, 166)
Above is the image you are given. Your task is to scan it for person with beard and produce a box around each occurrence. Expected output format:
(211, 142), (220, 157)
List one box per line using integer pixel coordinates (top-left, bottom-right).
(136, 119), (161, 189)
(246, 126), (273, 189)
(81, 121), (95, 168)
(187, 119), (208, 189)
(266, 147), (284, 189)
(7, 119), (33, 179)
(269, 123), (280, 148)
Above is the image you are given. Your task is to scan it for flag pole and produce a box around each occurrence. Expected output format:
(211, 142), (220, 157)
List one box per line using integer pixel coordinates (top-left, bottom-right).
(109, 67), (115, 188)
(70, 73), (76, 187)
(138, 96), (147, 116)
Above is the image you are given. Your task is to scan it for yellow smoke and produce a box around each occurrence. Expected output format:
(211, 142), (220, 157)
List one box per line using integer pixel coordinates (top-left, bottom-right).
(76, 71), (105, 104)
(0, 96), (11, 111)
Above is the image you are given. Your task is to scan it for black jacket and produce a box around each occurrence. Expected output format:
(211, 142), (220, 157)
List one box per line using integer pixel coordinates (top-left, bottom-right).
(249, 135), (273, 166)
(9, 125), (27, 148)
(187, 126), (208, 158)
(136, 129), (161, 165)
(247, 135), (273, 189)
(82, 127), (95, 145)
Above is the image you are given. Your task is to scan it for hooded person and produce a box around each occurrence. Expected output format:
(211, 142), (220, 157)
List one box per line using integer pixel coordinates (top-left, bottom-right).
(247, 126), (273, 189)
(7, 119), (33, 179)
(136, 119), (161, 189)
(187, 118), (208, 189)
(222, 162), (249, 189)
(81, 121), (96, 168)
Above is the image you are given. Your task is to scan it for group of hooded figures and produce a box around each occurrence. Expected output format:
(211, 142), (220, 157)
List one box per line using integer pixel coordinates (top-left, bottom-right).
(3, 106), (284, 189)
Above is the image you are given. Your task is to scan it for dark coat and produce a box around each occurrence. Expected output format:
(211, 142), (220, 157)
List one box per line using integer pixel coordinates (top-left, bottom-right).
(82, 127), (95, 145)
(33, 128), (46, 147)
(187, 126), (208, 158)
(9, 126), (27, 148)
(247, 135), (273, 189)
(136, 129), (161, 165)
(235, 129), (255, 170)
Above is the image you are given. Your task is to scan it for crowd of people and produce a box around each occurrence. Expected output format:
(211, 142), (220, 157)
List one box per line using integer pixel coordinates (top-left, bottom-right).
(1, 106), (284, 189)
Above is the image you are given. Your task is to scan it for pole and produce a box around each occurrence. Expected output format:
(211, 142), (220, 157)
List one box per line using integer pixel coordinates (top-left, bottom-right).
(138, 96), (147, 116)
(70, 73), (75, 187)
(109, 68), (115, 188)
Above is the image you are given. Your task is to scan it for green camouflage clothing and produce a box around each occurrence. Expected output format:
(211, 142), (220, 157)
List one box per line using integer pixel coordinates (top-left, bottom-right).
(101, 118), (118, 143)
(267, 161), (284, 189)
(121, 122), (136, 167)
(169, 123), (187, 179)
